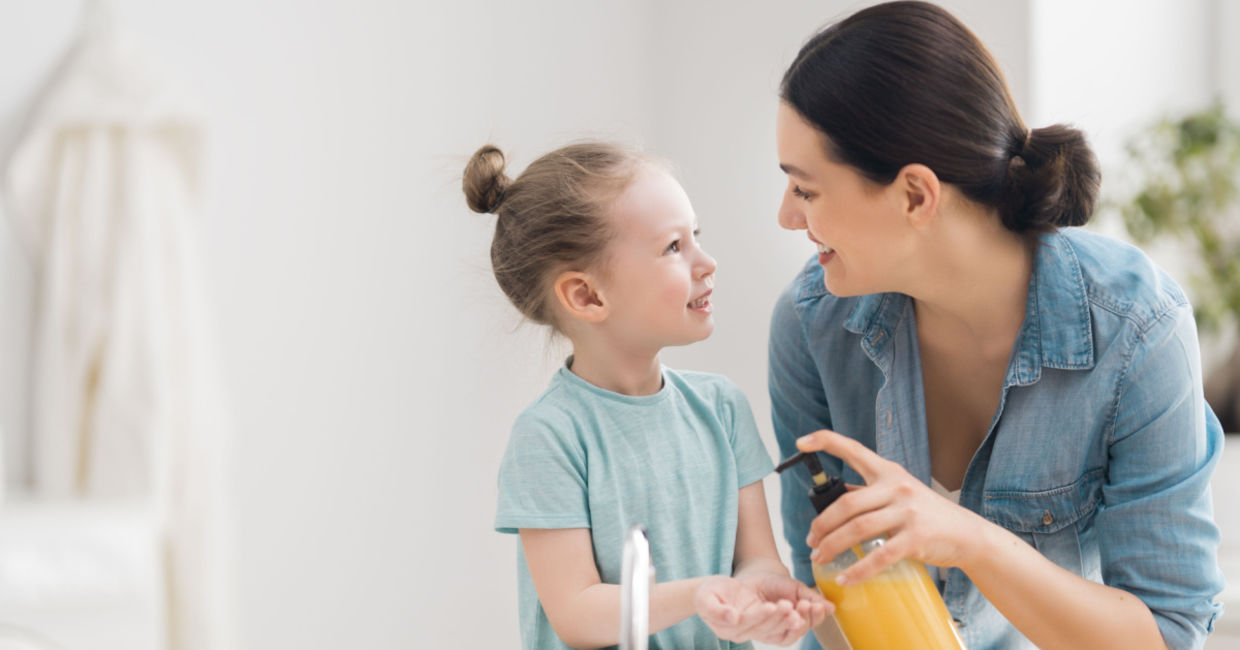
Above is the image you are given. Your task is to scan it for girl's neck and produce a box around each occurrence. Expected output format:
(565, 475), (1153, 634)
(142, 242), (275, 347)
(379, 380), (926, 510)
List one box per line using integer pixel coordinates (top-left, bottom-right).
(567, 338), (663, 396)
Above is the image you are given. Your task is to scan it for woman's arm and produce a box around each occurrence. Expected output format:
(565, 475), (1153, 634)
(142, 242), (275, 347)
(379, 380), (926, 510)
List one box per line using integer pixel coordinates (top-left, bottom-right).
(963, 520), (1166, 650)
(519, 527), (707, 649)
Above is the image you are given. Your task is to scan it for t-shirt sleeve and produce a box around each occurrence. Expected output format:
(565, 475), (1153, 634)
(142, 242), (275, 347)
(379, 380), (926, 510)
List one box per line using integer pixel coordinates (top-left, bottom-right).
(720, 380), (775, 488)
(493, 408), (591, 534)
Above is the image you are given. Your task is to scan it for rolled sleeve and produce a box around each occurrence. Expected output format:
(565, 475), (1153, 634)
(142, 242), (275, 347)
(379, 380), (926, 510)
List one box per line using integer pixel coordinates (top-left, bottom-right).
(1099, 304), (1225, 649)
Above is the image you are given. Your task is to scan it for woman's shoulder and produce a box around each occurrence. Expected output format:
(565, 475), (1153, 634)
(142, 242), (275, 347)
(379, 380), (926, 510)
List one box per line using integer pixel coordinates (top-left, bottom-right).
(1057, 227), (1190, 329)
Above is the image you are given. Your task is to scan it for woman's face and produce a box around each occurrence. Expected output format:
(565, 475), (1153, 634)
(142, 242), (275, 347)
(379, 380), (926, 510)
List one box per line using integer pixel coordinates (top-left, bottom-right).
(775, 102), (912, 297)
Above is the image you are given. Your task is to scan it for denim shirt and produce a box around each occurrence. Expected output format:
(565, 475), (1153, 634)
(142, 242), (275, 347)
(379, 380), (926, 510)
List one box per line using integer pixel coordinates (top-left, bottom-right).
(768, 228), (1224, 650)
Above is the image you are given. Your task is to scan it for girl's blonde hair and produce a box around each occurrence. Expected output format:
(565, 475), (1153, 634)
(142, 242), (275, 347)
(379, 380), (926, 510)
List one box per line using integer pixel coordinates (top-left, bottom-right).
(463, 142), (648, 331)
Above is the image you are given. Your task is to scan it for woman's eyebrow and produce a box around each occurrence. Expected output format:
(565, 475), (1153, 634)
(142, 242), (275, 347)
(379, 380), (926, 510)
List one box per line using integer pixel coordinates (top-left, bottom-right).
(779, 163), (810, 179)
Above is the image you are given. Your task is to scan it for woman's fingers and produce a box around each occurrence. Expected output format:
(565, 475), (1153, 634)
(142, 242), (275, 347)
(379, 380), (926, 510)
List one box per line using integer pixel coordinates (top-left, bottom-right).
(806, 479), (900, 547)
(795, 429), (890, 483)
(832, 532), (912, 586)
(811, 507), (906, 566)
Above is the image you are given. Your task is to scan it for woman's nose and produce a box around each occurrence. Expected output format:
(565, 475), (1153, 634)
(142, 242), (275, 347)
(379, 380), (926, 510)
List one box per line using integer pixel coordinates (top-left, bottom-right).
(778, 193), (806, 230)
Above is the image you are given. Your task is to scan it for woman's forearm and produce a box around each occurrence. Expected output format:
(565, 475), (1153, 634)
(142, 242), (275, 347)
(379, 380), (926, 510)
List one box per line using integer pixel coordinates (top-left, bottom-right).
(962, 521), (1167, 650)
(551, 577), (708, 649)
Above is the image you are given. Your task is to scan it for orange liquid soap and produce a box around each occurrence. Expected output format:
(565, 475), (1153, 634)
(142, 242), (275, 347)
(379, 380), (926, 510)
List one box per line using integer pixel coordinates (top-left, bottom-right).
(814, 543), (965, 649)
(775, 451), (966, 650)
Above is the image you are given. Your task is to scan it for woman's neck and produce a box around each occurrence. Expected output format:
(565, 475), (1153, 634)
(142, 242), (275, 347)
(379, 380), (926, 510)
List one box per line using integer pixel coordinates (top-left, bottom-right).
(906, 206), (1035, 358)
(566, 336), (663, 396)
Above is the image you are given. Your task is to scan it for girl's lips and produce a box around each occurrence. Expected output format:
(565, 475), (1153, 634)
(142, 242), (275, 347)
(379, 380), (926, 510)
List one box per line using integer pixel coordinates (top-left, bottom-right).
(818, 250), (837, 266)
(688, 290), (713, 312)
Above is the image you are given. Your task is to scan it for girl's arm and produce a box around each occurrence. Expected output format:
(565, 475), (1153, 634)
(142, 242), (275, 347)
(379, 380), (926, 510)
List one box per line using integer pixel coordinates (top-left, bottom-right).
(519, 527), (707, 649)
(695, 480), (830, 646)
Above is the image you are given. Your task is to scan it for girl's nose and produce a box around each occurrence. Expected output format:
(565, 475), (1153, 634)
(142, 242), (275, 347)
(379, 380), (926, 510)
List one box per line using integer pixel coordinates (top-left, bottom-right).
(778, 193), (806, 230)
(696, 248), (718, 278)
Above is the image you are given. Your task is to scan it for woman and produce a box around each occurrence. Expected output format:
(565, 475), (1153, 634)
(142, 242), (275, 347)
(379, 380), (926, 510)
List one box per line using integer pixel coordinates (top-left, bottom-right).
(769, 2), (1224, 649)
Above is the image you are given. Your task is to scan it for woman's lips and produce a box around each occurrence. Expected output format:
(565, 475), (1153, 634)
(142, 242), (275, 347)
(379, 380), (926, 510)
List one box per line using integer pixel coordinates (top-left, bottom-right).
(816, 242), (836, 266)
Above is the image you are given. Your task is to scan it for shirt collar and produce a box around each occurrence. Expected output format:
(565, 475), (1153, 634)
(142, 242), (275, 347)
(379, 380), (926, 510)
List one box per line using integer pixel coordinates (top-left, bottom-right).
(842, 230), (1094, 383)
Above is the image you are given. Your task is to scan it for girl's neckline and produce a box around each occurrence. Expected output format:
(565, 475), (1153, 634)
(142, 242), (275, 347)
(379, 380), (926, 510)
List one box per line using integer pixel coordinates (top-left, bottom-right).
(558, 356), (673, 405)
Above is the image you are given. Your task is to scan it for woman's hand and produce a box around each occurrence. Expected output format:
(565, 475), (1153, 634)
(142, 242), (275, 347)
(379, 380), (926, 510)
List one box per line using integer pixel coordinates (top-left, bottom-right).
(797, 430), (990, 586)
(695, 572), (830, 646)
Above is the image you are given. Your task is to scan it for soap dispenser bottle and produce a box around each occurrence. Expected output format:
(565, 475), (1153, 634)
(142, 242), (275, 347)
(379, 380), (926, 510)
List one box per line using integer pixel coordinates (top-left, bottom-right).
(776, 451), (967, 650)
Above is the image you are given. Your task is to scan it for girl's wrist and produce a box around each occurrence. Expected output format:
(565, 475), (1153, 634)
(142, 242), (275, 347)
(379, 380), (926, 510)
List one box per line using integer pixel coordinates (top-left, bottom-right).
(734, 557), (790, 580)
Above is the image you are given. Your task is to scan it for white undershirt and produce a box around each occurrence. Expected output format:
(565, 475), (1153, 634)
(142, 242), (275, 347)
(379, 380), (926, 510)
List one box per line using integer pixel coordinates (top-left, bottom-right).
(930, 477), (963, 583)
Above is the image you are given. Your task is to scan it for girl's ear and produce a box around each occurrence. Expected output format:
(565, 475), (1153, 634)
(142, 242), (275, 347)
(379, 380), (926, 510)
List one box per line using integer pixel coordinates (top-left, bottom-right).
(553, 271), (608, 323)
(895, 163), (941, 229)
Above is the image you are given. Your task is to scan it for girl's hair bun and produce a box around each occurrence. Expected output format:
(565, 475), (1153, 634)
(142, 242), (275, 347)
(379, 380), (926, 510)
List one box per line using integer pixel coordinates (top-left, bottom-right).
(463, 144), (512, 214)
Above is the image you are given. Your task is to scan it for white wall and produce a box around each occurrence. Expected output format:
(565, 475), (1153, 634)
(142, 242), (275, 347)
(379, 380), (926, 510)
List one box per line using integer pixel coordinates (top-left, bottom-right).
(0, 2), (1229, 649)
(1029, 0), (1234, 370)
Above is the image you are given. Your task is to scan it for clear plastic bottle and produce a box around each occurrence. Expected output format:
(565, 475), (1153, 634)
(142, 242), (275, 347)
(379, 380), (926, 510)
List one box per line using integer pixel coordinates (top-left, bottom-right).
(776, 452), (966, 650)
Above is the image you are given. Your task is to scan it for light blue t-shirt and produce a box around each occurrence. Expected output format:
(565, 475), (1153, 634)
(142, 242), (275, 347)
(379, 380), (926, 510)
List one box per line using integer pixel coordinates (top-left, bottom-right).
(495, 361), (775, 650)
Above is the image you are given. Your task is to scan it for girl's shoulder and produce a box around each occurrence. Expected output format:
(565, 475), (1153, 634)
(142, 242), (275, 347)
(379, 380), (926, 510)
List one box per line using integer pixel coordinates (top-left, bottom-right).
(664, 367), (745, 402)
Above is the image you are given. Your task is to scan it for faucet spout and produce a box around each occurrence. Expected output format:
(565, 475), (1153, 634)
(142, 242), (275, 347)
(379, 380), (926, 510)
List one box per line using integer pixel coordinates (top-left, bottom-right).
(620, 524), (653, 650)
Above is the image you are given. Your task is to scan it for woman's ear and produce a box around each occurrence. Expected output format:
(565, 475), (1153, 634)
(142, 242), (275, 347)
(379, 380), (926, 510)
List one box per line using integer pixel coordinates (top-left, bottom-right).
(896, 163), (941, 229)
(553, 271), (608, 323)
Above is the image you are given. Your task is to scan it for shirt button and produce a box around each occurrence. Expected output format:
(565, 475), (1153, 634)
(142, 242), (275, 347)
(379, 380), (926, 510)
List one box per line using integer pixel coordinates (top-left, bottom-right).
(1042, 510), (1054, 526)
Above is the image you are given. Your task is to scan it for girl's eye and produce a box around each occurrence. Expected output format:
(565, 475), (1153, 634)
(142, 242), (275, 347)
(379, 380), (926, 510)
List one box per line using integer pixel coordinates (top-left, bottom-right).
(792, 186), (812, 200)
(666, 239), (681, 254)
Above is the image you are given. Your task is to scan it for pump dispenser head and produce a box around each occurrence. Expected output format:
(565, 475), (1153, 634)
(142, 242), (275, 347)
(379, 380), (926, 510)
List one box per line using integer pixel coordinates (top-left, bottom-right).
(775, 451), (847, 514)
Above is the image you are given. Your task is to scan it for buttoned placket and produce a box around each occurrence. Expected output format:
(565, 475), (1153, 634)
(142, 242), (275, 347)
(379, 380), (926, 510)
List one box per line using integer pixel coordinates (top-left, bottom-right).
(854, 290), (1045, 645)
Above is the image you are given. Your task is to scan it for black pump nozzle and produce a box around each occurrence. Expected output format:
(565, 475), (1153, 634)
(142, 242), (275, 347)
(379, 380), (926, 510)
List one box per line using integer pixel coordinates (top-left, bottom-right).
(775, 451), (846, 514)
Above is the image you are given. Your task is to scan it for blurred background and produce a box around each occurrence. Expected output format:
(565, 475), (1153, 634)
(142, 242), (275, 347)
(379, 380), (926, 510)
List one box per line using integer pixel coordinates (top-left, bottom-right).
(0, 1), (1237, 648)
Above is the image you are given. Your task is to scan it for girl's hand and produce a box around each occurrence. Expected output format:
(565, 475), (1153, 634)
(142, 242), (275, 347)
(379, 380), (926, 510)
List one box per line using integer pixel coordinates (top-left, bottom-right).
(796, 430), (990, 586)
(695, 573), (829, 646)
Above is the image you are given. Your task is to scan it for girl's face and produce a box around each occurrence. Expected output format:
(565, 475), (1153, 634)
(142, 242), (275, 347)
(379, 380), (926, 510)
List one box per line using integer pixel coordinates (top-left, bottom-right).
(775, 102), (912, 296)
(595, 165), (717, 352)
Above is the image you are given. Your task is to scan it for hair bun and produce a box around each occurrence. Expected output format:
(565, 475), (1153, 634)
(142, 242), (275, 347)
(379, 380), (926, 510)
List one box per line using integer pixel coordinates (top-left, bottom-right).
(1000, 125), (1100, 233)
(463, 144), (512, 214)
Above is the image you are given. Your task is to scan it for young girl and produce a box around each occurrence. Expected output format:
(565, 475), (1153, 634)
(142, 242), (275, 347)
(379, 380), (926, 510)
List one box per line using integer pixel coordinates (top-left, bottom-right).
(465, 142), (829, 648)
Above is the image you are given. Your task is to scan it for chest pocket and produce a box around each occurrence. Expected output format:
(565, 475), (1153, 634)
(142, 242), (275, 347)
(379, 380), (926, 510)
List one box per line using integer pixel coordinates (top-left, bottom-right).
(981, 469), (1103, 577)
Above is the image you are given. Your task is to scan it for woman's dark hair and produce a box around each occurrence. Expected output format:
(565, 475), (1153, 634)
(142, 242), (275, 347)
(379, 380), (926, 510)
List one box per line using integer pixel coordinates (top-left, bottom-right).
(462, 142), (647, 332)
(781, 1), (1099, 234)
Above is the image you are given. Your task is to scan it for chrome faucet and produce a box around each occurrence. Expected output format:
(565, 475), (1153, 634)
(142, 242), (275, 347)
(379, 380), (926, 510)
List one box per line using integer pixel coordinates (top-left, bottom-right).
(620, 524), (654, 650)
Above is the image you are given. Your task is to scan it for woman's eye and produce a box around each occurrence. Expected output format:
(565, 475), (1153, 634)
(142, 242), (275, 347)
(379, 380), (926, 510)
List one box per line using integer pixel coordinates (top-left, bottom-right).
(792, 186), (812, 200)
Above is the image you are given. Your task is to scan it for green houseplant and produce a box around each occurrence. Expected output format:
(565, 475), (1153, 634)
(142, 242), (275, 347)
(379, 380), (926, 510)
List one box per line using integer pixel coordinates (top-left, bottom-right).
(1113, 100), (1240, 431)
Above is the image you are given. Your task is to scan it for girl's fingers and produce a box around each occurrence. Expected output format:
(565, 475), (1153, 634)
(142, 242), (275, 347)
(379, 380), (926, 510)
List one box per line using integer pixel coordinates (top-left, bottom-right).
(740, 600), (797, 643)
(730, 600), (781, 639)
(795, 429), (889, 483)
